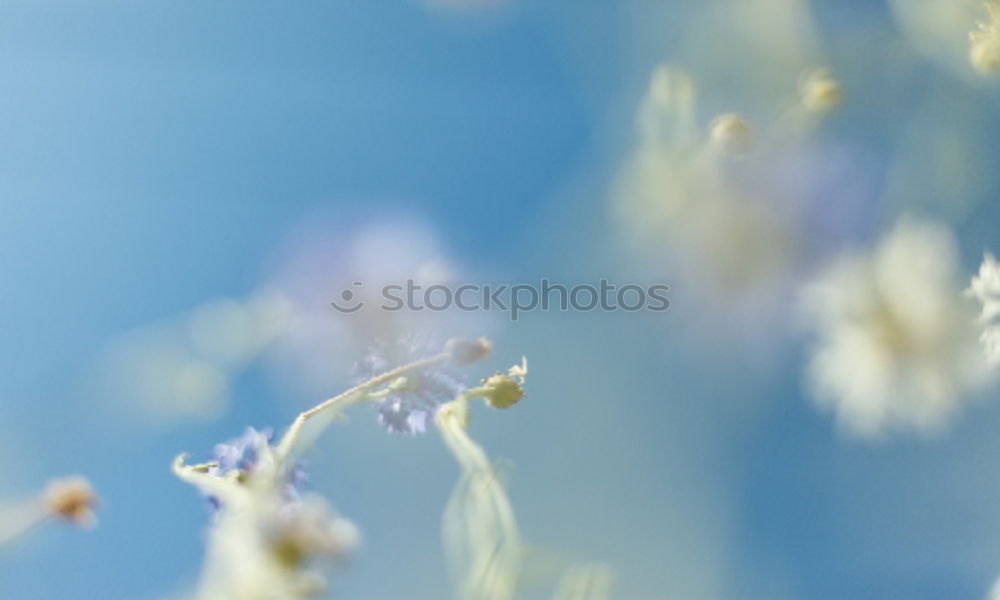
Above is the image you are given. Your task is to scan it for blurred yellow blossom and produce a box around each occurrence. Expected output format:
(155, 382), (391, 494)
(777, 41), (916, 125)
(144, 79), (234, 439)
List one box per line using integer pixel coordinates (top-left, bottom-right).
(970, 2), (1000, 73)
(0, 475), (99, 548)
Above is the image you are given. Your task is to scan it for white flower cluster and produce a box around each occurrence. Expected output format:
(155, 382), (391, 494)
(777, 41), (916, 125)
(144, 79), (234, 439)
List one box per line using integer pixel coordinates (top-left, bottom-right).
(801, 217), (994, 438)
(968, 253), (1000, 365)
(614, 63), (843, 303)
(173, 448), (357, 600)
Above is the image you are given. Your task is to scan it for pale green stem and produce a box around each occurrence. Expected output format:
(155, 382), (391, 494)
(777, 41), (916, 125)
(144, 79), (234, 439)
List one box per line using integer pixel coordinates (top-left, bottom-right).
(0, 500), (48, 548)
(275, 352), (450, 461)
(437, 394), (523, 600)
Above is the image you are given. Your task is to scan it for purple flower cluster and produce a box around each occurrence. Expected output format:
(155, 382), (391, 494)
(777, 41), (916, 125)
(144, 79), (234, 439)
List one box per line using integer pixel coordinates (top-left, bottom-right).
(205, 427), (306, 511)
(354, 337), (465, 434)
(210, 427), (272, 478)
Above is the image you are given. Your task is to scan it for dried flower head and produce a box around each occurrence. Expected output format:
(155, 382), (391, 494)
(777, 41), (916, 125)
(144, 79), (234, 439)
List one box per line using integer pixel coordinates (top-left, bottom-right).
(43, 476), (98, 528)
(971, 2), (1000, 74)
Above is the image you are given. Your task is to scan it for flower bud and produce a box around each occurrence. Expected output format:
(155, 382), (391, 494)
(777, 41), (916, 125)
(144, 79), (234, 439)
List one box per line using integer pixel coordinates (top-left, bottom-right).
(709, 113), (753, 155)
(480, 373), (525, 409)
(445, 337), (493, 365)
(800, 69), (842, 113)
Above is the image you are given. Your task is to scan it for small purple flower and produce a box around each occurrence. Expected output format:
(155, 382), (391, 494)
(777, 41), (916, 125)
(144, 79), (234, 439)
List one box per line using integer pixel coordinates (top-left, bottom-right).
(204, 426), (306, 511)
(210, 427), (273, 478)
(354, 336), (465, 435)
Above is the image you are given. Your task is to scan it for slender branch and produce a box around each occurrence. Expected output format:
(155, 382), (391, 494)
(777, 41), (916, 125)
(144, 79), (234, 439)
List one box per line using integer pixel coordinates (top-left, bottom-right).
(275, 352), (450, 460)
(0, 502), (47, 548)
(437, 395), (523, 600)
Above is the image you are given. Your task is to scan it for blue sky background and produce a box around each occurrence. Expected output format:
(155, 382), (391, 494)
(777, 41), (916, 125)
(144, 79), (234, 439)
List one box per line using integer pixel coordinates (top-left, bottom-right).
(2, 2), (1000, 599)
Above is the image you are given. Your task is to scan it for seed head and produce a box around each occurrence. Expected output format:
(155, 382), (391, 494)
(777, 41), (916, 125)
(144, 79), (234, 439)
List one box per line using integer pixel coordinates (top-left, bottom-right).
(43, 476), (98, 528)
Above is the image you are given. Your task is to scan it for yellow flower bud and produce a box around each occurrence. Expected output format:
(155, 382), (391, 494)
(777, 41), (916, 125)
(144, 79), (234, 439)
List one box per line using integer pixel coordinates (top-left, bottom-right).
(480, 357), (528, 409)
(709, 113), (753, 155)
(800, 69), (842, 113)
(481, 373), (525, 409)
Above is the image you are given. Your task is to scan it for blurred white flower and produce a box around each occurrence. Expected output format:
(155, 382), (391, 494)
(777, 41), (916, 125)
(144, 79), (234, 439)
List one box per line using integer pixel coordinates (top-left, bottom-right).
(612, 64), (862, 350)
(798, 68), (842, 114)
(174, 436), (357, 600)
(889, 0), (988, 77)
(613, 66), (797, 294)
(801, 217), (993, 438)
(87, 291), (291, 428)
(186, 294), (294, 368)
(967, 252), (1000, 365)
(708, 113), (754, 155)
(970, 2), (1000, 73)
(42, 475), (99, 529)
(0, 475), (99, 547)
